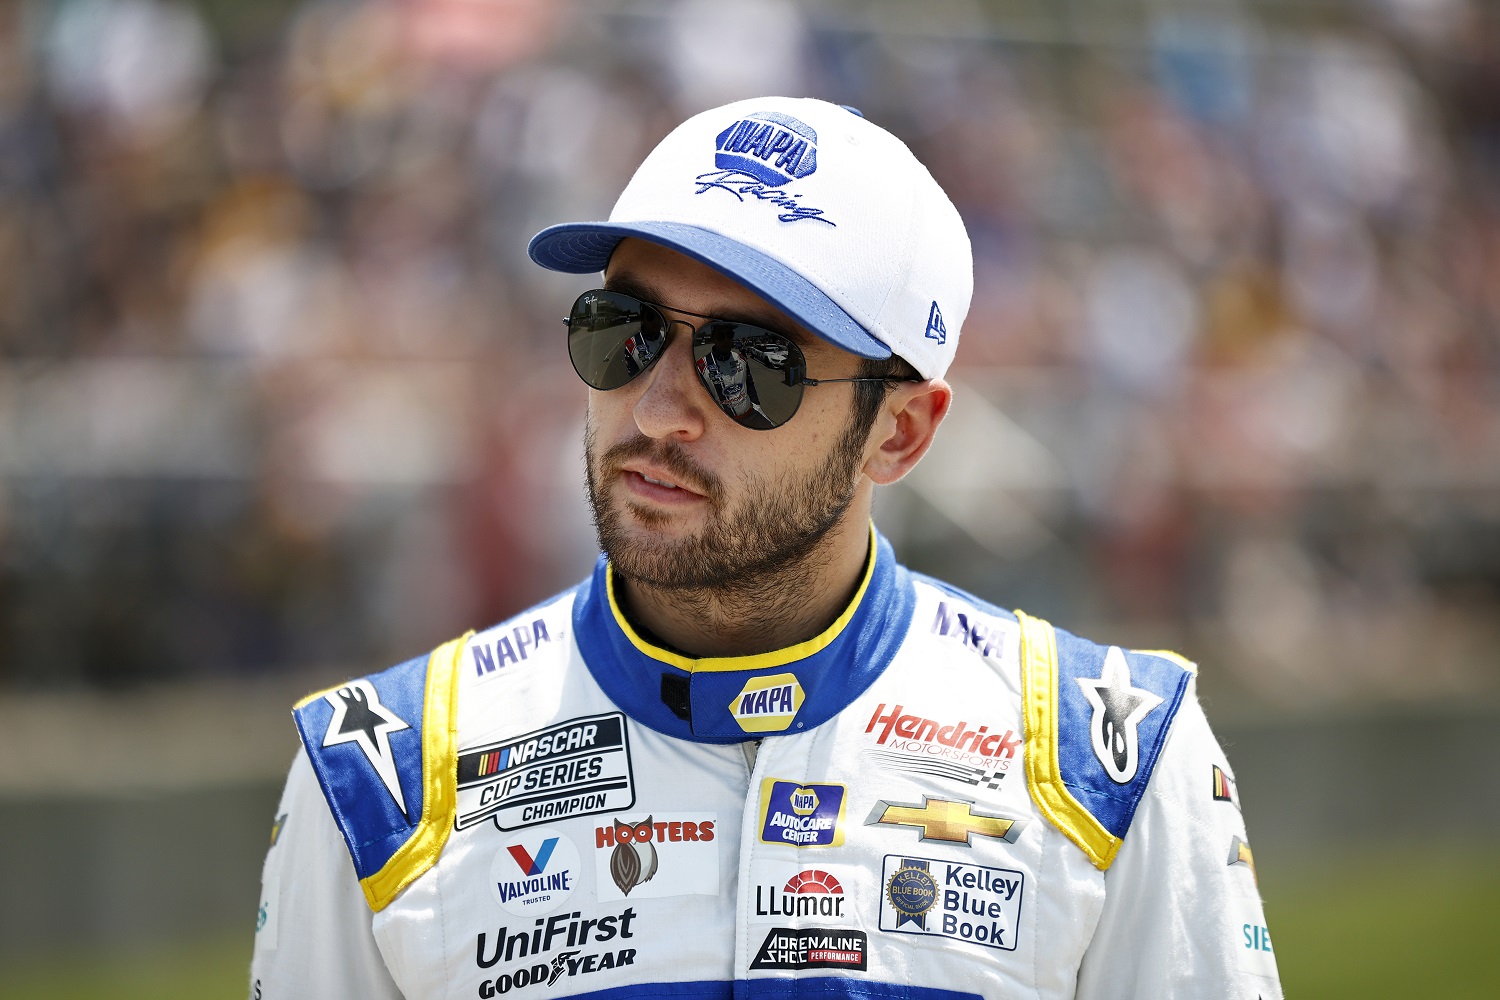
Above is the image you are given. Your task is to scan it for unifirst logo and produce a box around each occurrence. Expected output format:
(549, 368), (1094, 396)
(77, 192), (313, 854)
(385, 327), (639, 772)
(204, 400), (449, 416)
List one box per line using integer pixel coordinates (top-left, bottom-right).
(730, 673), (805, 733)
(714, 112), (819, 186)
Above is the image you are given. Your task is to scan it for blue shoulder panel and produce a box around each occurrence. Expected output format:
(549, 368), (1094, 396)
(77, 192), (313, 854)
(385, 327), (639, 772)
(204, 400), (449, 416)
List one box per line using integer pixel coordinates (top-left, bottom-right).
(293, 654), (430, 882)
(1051, 626), (1193, 839)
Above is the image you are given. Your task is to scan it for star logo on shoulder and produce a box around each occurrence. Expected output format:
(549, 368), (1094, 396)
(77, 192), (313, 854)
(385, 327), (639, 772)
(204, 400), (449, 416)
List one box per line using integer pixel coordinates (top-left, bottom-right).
(322, 680), (411, 815)
(1076, 646), (1163, 785)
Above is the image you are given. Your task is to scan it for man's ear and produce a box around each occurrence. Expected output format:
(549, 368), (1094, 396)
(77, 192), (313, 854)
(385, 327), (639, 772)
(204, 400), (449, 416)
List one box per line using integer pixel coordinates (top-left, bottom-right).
(863, 379), (952, 485)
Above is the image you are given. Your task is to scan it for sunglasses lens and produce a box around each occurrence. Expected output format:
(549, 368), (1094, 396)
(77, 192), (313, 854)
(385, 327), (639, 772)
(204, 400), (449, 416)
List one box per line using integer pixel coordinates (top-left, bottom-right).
(567, 290), (669, 390)
(691, 324), (806, 430)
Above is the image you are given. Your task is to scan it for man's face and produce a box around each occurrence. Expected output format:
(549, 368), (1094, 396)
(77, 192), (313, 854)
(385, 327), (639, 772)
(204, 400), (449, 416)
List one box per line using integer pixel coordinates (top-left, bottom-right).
(584, 239), (874, 590)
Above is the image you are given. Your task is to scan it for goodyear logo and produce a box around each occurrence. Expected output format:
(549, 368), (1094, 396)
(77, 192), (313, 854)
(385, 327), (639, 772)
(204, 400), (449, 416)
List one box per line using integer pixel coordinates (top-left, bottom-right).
(729, 673), (805, 733)
(714, 111), (818, 186)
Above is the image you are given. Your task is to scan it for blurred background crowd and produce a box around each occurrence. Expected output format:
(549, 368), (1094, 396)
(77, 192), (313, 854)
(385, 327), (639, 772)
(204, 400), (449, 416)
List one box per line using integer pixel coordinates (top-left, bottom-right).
(2, 0), (1498, 719)
(4, 2), (1500, 991)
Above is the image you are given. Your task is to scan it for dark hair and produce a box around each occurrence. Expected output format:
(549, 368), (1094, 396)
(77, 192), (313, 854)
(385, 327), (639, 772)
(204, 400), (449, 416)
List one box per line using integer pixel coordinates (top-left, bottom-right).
(849, 354), (922, 439)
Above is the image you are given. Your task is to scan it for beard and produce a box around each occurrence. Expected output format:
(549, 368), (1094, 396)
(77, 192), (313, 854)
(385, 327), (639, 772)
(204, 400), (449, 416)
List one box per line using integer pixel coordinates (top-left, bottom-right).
(584, 412), (870, 593)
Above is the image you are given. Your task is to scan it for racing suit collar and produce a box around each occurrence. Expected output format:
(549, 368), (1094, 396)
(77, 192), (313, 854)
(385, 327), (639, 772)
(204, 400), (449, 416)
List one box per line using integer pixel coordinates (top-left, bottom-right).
(573, 525), (915, 743)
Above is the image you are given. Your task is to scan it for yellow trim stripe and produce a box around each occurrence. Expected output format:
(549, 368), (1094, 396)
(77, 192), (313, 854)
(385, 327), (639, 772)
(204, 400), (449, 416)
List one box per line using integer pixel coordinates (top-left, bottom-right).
(292, 683), (341, 711)
(1016, 611), (1122, 871)
(358, 631), (470, 912)
(605, 523), (879, 674)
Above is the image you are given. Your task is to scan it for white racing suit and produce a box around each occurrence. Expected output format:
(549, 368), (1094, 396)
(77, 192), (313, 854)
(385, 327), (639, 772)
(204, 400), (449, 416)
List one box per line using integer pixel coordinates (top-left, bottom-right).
(251, 530), (1282, 1000)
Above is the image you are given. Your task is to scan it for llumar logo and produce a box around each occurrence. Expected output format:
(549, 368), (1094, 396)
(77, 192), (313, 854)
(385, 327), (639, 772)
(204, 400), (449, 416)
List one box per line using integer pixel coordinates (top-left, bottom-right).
(755, 869), (847, 919)
(730, 673), (804, 733)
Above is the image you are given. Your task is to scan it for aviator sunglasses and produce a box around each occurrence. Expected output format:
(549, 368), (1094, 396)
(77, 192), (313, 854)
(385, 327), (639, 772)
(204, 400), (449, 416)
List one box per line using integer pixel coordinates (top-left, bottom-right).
(565, 289), (919, 430)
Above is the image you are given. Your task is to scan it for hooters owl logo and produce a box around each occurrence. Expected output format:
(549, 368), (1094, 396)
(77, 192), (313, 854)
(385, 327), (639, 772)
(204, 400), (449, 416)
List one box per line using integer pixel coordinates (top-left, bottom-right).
(606, 817), (659, 896)
(592, 813), (719, 902)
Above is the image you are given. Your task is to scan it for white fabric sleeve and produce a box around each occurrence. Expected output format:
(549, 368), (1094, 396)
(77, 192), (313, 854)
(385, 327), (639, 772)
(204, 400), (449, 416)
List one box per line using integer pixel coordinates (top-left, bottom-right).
(1074, 680), (1284, 1000)
(249, 749), (406, 1000)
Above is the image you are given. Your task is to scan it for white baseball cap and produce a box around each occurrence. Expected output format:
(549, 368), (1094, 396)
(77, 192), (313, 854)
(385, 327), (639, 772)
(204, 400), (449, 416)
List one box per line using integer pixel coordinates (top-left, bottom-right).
(528, 96), (972, 380)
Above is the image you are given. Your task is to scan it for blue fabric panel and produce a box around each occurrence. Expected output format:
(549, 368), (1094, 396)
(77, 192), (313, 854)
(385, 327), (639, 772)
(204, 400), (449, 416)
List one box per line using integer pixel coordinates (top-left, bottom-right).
(293, 653), (430, 881)
(737, 979), (981, 1000)
(565, 983), (731, 1000)
(553, 981), (978, 1000)
(1051, 628), (1192, 839)
(574, 533), (915, 744)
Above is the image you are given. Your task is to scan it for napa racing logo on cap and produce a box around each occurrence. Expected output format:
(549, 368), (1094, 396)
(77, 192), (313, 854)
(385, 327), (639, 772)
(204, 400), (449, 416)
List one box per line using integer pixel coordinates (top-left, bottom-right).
(759, 780), (847, 847)
(714, 112), (818, 185)
(490, 829), (581, 916)
(729, 673), (805, 733)
(694, 110), (834, 226)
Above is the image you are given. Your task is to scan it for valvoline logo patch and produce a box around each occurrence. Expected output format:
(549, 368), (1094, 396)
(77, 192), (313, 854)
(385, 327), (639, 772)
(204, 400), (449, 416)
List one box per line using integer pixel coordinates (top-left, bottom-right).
(490, 828), (580, 916)
(714, 111), (819, 186)
(729, 673), (805, 733)
(759, 780), (847, 848)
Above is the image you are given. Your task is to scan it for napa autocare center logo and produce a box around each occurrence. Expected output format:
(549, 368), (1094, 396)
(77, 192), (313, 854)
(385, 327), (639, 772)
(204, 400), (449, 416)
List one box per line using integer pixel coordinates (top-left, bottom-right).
(759, 780), (847, 847)
(878, 855), (1025, 951)
(693, 110), (834, 226)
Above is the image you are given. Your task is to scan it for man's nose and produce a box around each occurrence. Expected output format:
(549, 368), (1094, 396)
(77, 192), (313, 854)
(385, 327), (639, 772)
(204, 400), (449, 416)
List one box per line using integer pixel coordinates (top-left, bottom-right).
(632, 323), (707, 441)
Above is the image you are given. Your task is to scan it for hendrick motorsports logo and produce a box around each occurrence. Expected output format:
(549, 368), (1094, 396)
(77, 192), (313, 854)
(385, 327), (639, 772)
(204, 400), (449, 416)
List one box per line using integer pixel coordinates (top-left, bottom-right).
(878, 855), (1025, 951)
(456, 713), (635, 830)
(863, 701), (1021, 792)
(759, 780), (847, 848)
(490, 829), (580, 916)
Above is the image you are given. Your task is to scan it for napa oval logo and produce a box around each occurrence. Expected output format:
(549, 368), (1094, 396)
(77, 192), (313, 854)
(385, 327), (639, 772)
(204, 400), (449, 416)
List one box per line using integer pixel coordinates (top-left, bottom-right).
(729, 673), (805, 733)
(790, 787), (819, 815)
(714, 112), (818, 186)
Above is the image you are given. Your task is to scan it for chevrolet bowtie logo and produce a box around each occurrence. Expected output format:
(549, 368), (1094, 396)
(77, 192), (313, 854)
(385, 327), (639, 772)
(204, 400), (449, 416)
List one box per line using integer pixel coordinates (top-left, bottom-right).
(865, 797), (1028, 846)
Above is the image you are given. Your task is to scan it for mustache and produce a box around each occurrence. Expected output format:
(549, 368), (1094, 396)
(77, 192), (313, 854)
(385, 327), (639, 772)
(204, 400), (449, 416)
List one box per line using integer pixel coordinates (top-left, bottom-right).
(599, 436), (722, 501)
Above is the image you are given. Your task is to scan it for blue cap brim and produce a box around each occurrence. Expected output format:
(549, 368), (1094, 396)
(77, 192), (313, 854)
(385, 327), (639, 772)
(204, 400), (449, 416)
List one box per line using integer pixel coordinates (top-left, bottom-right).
(527, 221), (891, 360)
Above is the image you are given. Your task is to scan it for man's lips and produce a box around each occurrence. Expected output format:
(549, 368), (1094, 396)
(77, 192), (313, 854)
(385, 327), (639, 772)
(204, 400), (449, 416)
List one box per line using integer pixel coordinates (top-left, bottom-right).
(618, 463), (708, 504)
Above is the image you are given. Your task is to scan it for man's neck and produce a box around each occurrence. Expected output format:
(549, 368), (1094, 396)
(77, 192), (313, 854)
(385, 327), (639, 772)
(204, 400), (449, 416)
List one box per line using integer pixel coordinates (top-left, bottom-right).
(613, 515), (874, 659)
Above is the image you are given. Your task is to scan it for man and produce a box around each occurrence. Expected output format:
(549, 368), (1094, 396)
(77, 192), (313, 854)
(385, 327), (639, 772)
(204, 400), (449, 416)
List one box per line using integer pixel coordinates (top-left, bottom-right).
(693, 325), (770, 428)
(251, 97), (1282, 1000)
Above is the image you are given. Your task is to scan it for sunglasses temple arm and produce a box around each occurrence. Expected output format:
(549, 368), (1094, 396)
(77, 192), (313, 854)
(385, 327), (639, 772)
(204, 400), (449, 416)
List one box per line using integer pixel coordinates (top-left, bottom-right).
(796, 375), (924, 386)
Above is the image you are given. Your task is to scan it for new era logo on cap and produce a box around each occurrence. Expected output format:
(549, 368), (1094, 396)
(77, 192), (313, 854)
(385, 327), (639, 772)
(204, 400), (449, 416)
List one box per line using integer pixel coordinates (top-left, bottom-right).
(925, 302), (947, 345)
